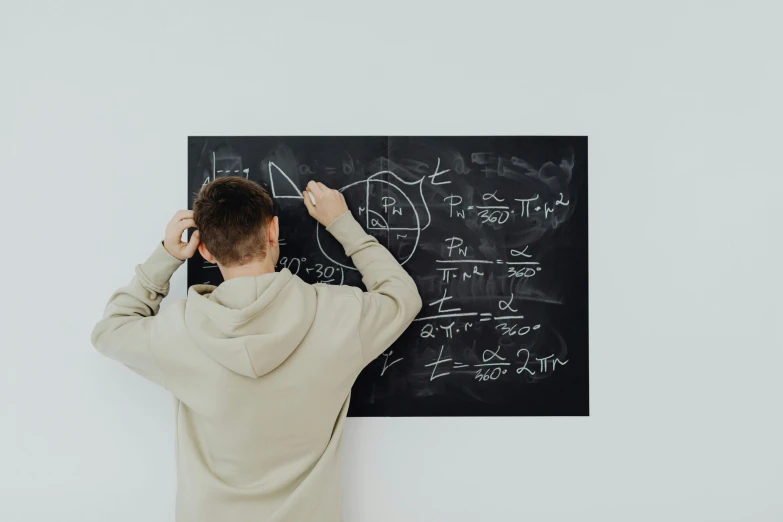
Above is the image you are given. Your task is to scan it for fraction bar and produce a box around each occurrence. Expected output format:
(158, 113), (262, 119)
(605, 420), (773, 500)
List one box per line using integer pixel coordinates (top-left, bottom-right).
(435, 260), (495, 264)
(413, 312), (479, 322)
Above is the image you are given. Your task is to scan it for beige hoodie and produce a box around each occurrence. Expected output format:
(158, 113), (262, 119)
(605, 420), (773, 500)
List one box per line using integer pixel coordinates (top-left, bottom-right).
(91, 212), (422, 521)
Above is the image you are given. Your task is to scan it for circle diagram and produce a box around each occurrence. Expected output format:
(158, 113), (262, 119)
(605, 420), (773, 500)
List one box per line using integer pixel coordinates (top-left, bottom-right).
(317, 172), (428, 270)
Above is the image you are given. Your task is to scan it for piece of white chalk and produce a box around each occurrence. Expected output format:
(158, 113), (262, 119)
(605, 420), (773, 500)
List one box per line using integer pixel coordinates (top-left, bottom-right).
(307, 191), (317, 206)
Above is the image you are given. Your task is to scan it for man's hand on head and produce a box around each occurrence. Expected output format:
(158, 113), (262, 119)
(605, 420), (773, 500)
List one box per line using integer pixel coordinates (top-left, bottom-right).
(164, 210), (201, 261)
(303, 181), (349, 227)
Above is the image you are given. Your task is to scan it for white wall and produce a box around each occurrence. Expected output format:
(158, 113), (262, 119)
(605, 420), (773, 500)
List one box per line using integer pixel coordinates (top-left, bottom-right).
(2, 1), (781, 520)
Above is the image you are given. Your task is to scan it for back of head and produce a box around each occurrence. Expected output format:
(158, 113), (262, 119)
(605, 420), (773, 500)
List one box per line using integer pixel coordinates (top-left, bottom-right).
(193, 177), (275, 267)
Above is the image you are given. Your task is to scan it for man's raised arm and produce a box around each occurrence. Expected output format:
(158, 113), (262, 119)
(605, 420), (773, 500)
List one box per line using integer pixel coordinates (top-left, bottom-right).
(91, 211), (199, 385)
(303, 181), (423, 365)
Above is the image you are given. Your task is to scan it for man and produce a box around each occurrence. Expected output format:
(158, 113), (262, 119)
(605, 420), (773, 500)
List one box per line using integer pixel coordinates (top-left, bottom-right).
(91, 177), (422, 521)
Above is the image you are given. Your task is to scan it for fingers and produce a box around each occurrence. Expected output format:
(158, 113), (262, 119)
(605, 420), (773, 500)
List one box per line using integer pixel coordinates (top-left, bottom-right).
(306, 180), (324, 197)
(163, 210), (198, 261)
(168, 211), (195, 237)
(301, 181), (348, 227)
(172, 218), (196, 236)
(173, 209), (194, 221)
(302, 190), (316, 216)
(181, 230), (200, 258)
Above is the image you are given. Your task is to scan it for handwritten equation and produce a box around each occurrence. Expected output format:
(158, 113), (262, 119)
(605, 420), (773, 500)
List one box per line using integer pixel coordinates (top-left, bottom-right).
(202, 151), (573, 386)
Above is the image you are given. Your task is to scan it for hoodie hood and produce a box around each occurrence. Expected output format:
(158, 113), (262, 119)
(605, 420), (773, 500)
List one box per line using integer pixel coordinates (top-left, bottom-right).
(184, 268), (316, 378)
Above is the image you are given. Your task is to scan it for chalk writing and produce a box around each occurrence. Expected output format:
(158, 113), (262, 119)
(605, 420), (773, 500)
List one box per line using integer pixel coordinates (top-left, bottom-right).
(188, 136), (587, 417)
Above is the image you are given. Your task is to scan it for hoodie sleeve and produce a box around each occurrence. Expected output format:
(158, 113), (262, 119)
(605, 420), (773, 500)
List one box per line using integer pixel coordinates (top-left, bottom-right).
(325, 212), (423, 364)
(90, 242), (184, 387)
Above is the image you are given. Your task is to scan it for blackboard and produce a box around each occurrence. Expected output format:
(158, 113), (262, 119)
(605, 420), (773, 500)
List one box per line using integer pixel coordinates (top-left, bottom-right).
(188, 137), (588, 416)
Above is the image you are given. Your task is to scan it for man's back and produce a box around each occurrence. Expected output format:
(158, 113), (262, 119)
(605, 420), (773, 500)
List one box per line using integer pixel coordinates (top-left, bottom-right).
(91, 183), (422, 521)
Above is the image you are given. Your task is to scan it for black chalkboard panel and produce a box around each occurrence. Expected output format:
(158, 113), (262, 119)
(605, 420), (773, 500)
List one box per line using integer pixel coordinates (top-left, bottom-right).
(188, 137), (588, 417)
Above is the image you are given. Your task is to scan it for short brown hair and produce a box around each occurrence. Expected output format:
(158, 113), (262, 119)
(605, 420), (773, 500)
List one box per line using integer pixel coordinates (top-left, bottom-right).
(193, 177), (275, 267)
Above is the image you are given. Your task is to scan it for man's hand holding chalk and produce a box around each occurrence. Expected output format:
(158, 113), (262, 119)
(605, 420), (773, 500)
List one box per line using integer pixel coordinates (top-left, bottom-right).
(303, 180), (349, 227)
